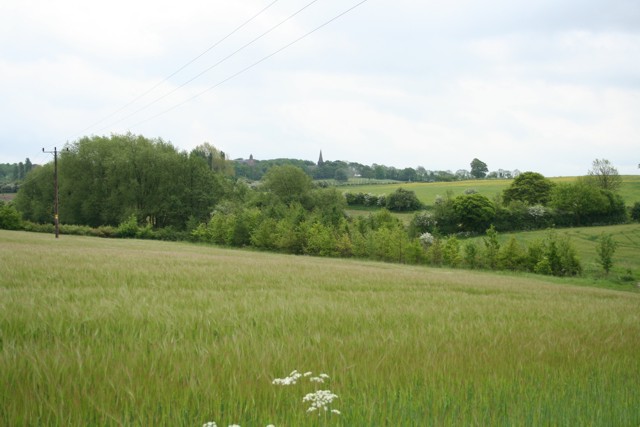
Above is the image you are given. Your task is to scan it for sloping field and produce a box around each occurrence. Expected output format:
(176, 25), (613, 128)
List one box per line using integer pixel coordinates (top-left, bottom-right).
(1, 230), (639, 426)
(468, 223), (640, 283)
(348, 175), (640, 206)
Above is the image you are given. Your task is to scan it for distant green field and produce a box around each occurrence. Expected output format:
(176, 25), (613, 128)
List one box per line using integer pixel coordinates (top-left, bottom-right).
(2, 230), (640, 425)
(344, 175), (640, 206)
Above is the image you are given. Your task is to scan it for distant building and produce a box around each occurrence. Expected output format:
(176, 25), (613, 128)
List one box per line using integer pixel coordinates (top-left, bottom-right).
(318, 150), (324, 166)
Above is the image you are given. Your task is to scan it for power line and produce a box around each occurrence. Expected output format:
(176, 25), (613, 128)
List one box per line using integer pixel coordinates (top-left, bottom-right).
(96, 0), (323, 133)
(129, 0), (371, 130)
(70, 0), (280, 139)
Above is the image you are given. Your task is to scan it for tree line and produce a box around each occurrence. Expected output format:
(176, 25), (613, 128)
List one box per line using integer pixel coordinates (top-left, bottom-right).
(233, 155), (516, 183)
(2, 134), (638, 280)
(0, 159), (35, 192)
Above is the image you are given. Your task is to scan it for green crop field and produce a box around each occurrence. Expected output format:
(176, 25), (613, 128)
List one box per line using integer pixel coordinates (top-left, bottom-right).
(1, 230), (639, 426)
(345, 175), (640, 206)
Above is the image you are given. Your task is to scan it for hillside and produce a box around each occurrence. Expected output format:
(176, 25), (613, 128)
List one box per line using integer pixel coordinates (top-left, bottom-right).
(2, 230), (639, 425)
(343, 175), (640, 206)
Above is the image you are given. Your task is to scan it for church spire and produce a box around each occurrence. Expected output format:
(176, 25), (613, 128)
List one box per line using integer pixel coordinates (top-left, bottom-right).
(318, 150), (324, 166)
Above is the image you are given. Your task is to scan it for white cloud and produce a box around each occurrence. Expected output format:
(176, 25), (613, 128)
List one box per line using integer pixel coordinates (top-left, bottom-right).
(0, 0), (638, 176)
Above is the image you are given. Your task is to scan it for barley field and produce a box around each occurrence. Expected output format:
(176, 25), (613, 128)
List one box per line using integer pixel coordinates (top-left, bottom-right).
(1, 230), (639, 426)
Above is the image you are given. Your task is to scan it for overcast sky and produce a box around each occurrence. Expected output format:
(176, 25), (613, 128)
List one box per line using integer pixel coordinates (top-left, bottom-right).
(1, 0), (638, 176)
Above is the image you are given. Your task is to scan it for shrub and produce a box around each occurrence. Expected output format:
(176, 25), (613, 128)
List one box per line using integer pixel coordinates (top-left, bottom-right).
(497, 236), (526, 271)
(442, 237), (461, 267)
(452, 193), (496, 233)
(631, 202), (640, 222)
(116, 214), (140, 238)
(386, 188), (422, 212)
(426, 237), (443, 266)
(409, 211), (437, 238)
(596, 233), (617, 275)
(305, 222), (338, 257)
(463, 241), (479, 269)
(0, 202), (22, 230)
(482, 225), (501, 269)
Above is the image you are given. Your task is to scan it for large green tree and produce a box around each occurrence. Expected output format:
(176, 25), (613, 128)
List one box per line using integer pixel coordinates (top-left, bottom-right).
(16, 134), (228, 229)
(262, 165), (313, 206)
(451, 193), (496, 232)
(502, 171), (555, 205)
(470, 158), (488, 179)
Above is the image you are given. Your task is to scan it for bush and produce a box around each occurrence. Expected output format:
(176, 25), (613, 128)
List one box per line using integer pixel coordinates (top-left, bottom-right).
(442, 237), (461, 267)
(0, 202), (22, 230)
(22, 221), (55, 234)
(386, 188), (422, 212)
(596, 233), (617, 275)
(452, 194), (496, 233)
(497, 236), (526, 271)
(529, 231), (582, 277)
(116, 214), (140, 238)
(631, 202), (640, 222)
(463, 241), (479, 269)
(409, 211), (437, 238)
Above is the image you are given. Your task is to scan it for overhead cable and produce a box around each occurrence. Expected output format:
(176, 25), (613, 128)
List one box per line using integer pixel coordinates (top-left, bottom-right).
(129, 0), (370, 129)
(70, 0), (280, 139)
(97, 0), (323, 133)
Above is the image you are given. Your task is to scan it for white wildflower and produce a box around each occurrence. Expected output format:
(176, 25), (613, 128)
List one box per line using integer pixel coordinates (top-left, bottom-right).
(303, 390), (339, 415)
(303, 371), (312, 377)
(331, 409), (341, 415)
(203, 423), (217, 427)
(272, 370), (302, 386)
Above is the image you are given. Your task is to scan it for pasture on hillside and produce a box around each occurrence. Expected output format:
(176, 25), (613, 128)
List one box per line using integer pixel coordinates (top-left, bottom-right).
(346, 175), (640, 207)
(1, 230), (639, 426)
(466, 223), (640, 287)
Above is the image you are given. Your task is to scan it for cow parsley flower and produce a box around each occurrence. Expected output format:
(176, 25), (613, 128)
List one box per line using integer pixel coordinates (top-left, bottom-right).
(303, 390), (339, 415)
(272, 370), (302, 385)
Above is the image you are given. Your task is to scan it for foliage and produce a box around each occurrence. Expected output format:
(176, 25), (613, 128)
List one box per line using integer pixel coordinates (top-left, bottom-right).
(408, 211), (438, 237)
(13, 163), (55, 224)
(262, 165), (313, 206)
(502, 171), (555, 205)
(442, 236), (461, 267)
(15, 134), (229, 229)
(596, 233), (617, 275)
(497, 236), (526, 271)
(550, 181), (627, 226)
(587, 158), (622, 192)
(631, 202), (640, 222)
(470, 158), (488, 179)
(0, 201), (22, 230)
(452, 193), (496, 233)
(343, 191), (385, 208)
(385, 187), (422, 212)
(463, 240), (480, 268)
(483, 225), (501, 269)
(0, 158), (34, 184)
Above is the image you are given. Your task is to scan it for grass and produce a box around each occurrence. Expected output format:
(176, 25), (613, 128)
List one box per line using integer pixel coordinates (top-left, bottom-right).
(345, 175), (640, 206)
(468, 223), (640, 285)
(1, 230), (640, 426)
